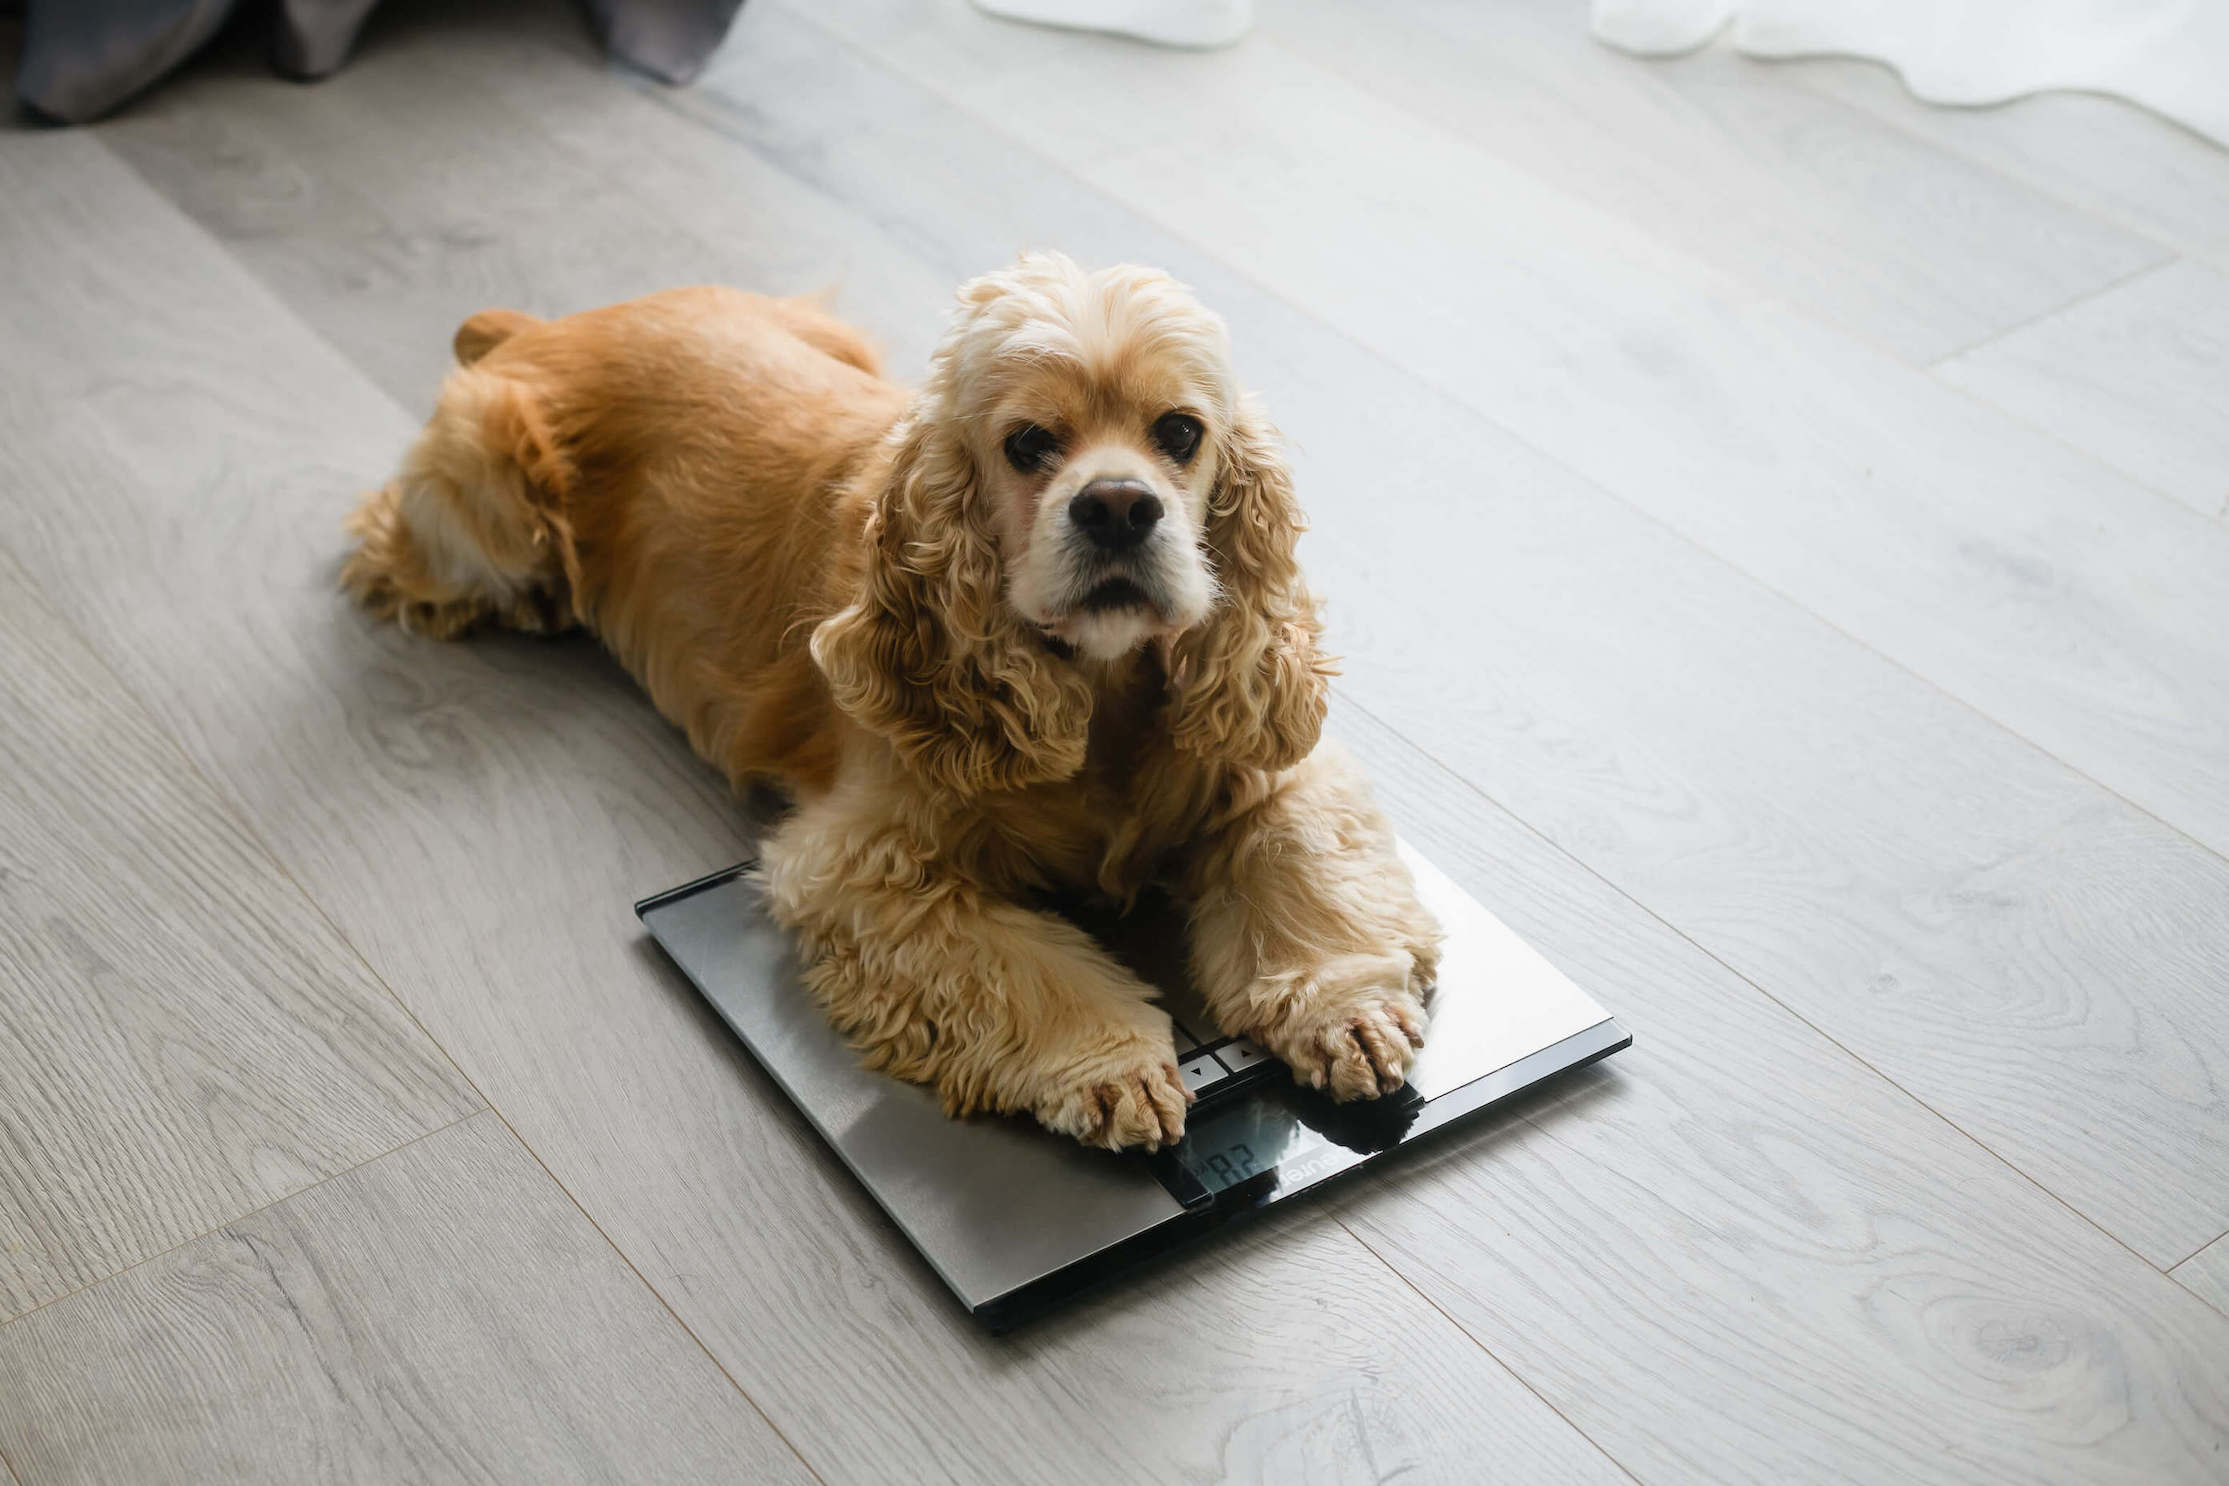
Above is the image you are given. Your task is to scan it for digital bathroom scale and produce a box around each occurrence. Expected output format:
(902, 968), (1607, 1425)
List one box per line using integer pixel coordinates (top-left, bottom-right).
(637, 842), (1629, 1331)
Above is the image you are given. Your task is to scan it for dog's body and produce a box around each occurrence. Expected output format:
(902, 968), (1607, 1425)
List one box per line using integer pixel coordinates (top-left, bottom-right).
(345, 258), (1440, 1150)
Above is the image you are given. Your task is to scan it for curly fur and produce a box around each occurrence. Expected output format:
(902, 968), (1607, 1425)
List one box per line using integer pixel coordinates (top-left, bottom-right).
(810, 406), (1095, 797)
(342, 254), (1440, 1151)
(1164, 393), (1336, 772)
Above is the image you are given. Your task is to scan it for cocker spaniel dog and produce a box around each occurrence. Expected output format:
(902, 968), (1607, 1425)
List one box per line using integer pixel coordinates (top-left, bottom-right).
(343, 253), (1441, 1151)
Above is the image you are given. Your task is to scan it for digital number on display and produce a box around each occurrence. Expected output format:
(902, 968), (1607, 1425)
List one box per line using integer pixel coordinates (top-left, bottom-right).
(1197, 1143), (1259, 1190)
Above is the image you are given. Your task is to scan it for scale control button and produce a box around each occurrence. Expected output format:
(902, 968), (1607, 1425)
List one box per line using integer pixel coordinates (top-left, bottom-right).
(1170, 1020), (1205, 1054)
(1178, 1054), (1229, 1094)
(1219, 1038), (1271, 1070)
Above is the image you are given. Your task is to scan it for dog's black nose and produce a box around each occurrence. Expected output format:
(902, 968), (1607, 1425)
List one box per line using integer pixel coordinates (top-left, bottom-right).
(1068, 479), (1163, 552)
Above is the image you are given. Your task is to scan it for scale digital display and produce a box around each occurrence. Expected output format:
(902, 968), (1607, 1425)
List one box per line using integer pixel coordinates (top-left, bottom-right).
(1172, 1098), (1299, 1194)
(1167, 1089), (1395, 1199)
(1190, 1140), (1268, 1191)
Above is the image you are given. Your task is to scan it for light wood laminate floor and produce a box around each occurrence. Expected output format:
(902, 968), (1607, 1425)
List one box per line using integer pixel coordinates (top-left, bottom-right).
(3, 2), (2226, 1481)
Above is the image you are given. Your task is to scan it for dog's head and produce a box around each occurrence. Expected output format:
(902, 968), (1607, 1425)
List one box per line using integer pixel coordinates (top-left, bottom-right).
(813, 253), (1331, 797)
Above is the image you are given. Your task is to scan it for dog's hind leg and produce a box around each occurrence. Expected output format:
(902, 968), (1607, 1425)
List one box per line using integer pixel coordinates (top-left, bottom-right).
(341, 366), (577, 639)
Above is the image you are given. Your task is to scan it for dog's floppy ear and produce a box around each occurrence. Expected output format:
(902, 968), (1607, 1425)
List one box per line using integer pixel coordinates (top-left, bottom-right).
(811, 406), (1094, 797)
(1162, 395), (1334, 773)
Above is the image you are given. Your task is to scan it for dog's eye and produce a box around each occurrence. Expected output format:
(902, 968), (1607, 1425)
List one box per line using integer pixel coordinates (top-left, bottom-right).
(1152, 412), (1203, 465)
(1003, 424), (1060, 474)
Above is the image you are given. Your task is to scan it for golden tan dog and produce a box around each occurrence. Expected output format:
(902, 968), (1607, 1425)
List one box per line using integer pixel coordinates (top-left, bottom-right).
(343, 253), (1440, 1150)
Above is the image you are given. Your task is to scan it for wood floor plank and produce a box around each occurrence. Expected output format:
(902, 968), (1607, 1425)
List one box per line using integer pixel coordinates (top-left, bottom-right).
(794, 0), (2229, 869)
(77, 39), (752, 417)
(1264, 0), (2166, 364)
(5, 107), (1627, 1486)
(88, 17), (952, 415)
(2174, 1234), (2229, 1317)
(1794, 55), (2229, 272)
(1281, 345), (2229, 1271)
(1937, 259), (2229, 517)
(1324, 711), (2229, 1486)
(0, 542), (478, 1323)
(0, 1114), (812, 1486)
(629, 0), (2229, 1266)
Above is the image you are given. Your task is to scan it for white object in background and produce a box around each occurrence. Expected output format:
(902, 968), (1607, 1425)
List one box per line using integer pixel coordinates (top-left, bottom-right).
(1591, 0), (2229, 150)
(970, 0), (1253, 49)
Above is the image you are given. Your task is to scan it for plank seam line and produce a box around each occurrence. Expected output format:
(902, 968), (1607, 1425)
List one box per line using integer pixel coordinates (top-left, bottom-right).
(1339, 1219), (1646, 1485)
(1925, 337), (2227, 521)
(481, 1108), (832, 1486)
(0, 1111), (480, 1335)
(2168, 1227), (2229, 1273)
(2166, 1270), (2229, 1325)
(1923, 255), (2176, 367)
(1918, 257), (2229, 521)
(1334, 684), (2218, 1281)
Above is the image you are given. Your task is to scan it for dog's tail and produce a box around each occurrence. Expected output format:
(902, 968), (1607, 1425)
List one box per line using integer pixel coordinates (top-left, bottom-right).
(452, 308), (542, 367)
(341, 364), (578, 638)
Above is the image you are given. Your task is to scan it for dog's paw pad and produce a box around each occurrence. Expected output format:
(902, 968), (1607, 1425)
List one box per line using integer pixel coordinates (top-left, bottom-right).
(1265, 992), (1427, 1102)
(1043, 1062), (1189, 1151)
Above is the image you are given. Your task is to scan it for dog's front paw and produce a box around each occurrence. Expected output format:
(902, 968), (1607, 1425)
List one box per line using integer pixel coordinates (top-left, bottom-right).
(1257, 970), (1428, 1102)
(1036, 1051), (1190, 1152)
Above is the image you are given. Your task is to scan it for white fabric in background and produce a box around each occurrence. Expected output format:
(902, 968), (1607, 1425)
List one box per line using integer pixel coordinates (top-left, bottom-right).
(1591, 0), (2229, 148)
